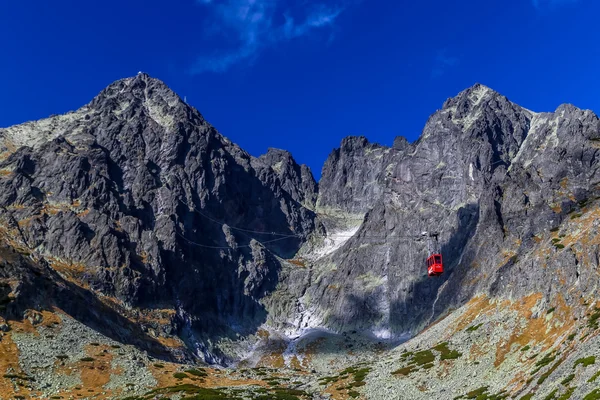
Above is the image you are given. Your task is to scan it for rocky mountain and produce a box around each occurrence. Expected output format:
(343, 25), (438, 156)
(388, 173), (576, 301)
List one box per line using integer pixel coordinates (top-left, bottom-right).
(0, 73), (317, 364)
(1, 75), (600, 399)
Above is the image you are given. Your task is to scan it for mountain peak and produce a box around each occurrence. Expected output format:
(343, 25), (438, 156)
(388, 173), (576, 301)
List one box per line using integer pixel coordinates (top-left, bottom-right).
(88, 73), (184, 111)
(442, 83), (500, 110)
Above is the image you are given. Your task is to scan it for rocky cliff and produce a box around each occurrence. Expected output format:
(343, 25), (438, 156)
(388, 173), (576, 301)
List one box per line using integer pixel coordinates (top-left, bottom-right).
(0, 73), (317, 363)
(1, 76), (600, 399)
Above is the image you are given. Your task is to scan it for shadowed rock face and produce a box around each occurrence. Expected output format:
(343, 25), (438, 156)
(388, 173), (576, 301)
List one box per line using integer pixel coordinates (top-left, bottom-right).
(0, 73), (316, 362)
(0, 77), (599, 365)
(277, 84), (600, 339)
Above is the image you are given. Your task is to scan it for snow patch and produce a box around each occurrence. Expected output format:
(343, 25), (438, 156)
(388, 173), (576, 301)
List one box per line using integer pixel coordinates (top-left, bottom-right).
(307, 225), (361, 260)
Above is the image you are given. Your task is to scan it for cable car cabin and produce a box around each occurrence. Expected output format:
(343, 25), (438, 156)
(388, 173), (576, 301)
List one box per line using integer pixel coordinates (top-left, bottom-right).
(427, 254), (443, 277)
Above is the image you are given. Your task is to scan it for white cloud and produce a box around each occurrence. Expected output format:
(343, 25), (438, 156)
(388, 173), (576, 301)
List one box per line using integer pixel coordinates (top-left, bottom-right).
(190, 0), (351, 74)
(431, 49), (459, 79)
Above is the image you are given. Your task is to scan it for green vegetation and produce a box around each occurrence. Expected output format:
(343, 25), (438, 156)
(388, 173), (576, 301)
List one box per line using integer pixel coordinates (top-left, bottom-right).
(588, 308), (600, 329)
(554, 244), (565, 249)
(552, 238), (562, 244)
(547, 307), (556, 314)
(319, 364), (370, 398)
(186, 368), (208, 378)
(111, 345), (121, 349)
(318, 375), (339, 384)
(466, 323), (484, 332)
(56, 355), (69, 360)
(588, 370), (600, 382)
(412, 350), (435, 365)
(567, 333), (577, 341)
(123, 383), (312, 400)
(574, 356), (595, 368)
(465, 387), (488, 398)
(154, 363), (164, 368)
(90, 342), (100, 346)
(538, 358), (564, 385)
(571, 213), (582, 219)
(80, 357), (94, 362)
(521, 345), (531, 352)
(520, 394), (535, 400)
(392, 365), (415, 376)
(3, 374), (34, 381)
(433, 342), (463, 360)
(550, 227), (560, 232)
(453, 387), (509, 400)
(558, 387), (576, 400)
(561, 374), (575, 385)
(583, 389), (600, 400)
(531, 352), (557, 375)
(173, 372), (189, 379)
(544, 389), (558, 400)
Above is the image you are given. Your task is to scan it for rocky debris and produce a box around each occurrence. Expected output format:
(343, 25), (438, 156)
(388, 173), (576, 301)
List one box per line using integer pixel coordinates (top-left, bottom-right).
(0, 317), (9, 332)
(23, 310), (43, 325)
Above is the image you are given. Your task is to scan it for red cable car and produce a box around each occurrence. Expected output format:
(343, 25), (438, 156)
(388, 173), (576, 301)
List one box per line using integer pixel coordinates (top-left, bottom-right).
(427, 253), (443, 277)
(423, 232), (443, 277)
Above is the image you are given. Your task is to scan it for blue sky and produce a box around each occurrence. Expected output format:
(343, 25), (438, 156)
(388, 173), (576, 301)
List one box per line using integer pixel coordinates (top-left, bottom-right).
(1, 0), (598, 179)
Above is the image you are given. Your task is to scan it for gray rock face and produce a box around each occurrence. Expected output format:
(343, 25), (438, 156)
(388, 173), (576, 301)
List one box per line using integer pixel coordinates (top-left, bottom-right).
(1, 77), (599, 369)
(0, 73), (316, 362)
(317, 136), (389, 215)
(257, 148), (318, 209)
(280, 83), (600, 340)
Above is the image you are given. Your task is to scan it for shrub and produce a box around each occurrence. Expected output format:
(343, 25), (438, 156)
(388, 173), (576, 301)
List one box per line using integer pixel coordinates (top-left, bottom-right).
(465, 387), (488, 398)
(466, 323), (483, 332)
(412, 350), (435, 365)
(392, 365), (415, 376)
(574, 356), (596, 368)
(185, 368), (208, 377)
(173, 372), (188, 379)
(543, 389), (558, 400)
(583, 389), (600, 400)
(589, 370), (600, 383)
(561, 374), (575, 385)
(80, 357), (94, 362)
(558, 387), (576, 400)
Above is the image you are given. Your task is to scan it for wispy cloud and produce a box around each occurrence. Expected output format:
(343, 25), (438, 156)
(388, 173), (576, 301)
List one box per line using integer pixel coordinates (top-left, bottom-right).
(532, 0), (579, 9)
(190, 0), (352, 74)
(431, 49), (459, 79)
